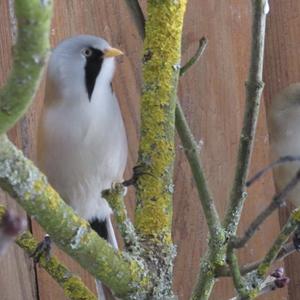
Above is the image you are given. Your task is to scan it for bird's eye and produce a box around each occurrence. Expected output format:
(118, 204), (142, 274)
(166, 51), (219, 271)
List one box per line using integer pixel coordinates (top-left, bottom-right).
(81, 48), (93, 57)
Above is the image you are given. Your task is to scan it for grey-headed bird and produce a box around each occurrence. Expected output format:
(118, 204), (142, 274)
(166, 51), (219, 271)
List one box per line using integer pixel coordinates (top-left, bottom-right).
(37, 35), (128, 299)
(269, 83), (300, 207)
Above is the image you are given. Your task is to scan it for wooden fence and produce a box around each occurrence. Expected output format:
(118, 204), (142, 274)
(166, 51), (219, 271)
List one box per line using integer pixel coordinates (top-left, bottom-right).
(0, 0), (298, 299)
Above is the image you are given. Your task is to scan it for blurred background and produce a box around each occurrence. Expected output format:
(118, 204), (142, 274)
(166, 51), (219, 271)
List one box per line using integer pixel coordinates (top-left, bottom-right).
(0, 1), (299, 299)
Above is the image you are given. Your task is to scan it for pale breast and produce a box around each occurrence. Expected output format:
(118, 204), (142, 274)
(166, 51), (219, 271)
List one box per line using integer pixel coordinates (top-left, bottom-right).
(38, 93), (128, 220)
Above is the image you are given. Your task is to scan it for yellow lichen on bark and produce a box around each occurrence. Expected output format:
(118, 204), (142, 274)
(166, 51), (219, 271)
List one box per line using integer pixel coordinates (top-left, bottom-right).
(0, 136), (149, 297)
(135, 0), (187, 242)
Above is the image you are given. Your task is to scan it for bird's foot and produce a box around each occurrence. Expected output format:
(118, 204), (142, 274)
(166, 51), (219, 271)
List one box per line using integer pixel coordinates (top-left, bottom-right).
(122, 165), (154, 187)
(30, 234), (52, 264)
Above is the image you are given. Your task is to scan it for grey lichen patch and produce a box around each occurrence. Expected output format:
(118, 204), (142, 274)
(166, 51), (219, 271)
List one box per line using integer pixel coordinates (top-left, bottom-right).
(138, 236), (177, 299)
(0, 135), (46, 199)
(122, 252), (150, 300)
(244, 270), (264, 293)
(70, 225), (88, 250)
(0, 137), (150, 298)
(102, 184), (141, 253)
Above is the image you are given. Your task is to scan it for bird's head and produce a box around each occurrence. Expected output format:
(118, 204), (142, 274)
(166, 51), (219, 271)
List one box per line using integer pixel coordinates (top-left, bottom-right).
(46, 35), (123, 102)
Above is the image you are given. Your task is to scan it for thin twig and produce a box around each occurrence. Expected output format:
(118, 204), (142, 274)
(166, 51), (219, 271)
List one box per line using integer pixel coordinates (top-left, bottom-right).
(224, 0), (268, 237)
(247, 155), (300, 187)
(175, 102), (223, 239)
(124, 0), (145, 39)
(227, 244), (248, 298)
(257, 209), (300, 279)
(102, 184), (140, 251)
(17, 232), (97, 300)
(229, 276), (287, 300)
(229, 233), (293, 300)
(0, 206), (97, 300)
(216, 242), (296, 277)
(180, 37), (208, 76)
(191, 254), (216, 300)
(232, 169), (300, 248)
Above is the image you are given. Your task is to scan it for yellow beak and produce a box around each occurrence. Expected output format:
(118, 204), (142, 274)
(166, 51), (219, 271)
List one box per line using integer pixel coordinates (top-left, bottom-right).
(104, 47), (124, 58)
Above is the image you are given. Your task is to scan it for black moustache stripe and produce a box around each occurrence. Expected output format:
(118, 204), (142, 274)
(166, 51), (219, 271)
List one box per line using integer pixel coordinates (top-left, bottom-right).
(84, 48), (104, 101)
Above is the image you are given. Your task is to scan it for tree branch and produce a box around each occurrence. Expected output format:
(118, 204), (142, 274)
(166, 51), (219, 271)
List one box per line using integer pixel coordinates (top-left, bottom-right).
(0, 0), (52, 134)
(256, 209), (300, 279)
(0, 135), (150, 299)
(229, 209), (300, 299)
(246, 155), (300, 187)
(229, 275), (288, 300)
(122, 1), (224, 299)
(135, 0), (187, 241)
(175, 102), (224, 246)
(102, 184), (140, 251)
(232, 169), (300, 248)
(191, 253), (221, 300)
(124, 0), (222, 247)
(224, 0), (268, 236)
(180, 37), (208, 76)
(216, 242), (296, 277)
(133, 1), (187, 298)
(0, 205), (97, 300)
(227, 244), (248, 299)
(17, 232), (97, 300)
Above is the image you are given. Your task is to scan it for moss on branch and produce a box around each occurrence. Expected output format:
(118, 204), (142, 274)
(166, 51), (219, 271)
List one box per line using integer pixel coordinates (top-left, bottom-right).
(0, 135), (149, 299)
(0, 206), (96, 300)
(102, 184), (139, 251)
(135, 0), (187, 243)
(17, 232), (97, 300)
(0, 0), (52, 134)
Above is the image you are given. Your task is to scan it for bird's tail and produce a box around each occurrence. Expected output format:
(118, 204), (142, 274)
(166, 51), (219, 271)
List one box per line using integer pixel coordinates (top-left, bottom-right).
(95, 216), (118, 300)
(95, 281), (107, 300)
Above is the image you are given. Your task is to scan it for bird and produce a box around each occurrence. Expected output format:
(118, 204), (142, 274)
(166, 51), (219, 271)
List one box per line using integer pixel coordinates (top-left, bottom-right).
(37, 35), (128, 299)
(268, 83), (300, 207)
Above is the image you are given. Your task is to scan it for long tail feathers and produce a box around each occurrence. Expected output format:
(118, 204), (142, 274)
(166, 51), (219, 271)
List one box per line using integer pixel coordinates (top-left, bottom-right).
(95, 281), (107, 300)
(95, 216), (118, 300)
(106, 217), (118, 250)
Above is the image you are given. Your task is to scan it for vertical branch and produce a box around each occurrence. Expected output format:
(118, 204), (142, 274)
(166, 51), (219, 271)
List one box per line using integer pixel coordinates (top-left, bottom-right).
(224, 0), (269, 235)
(135, 0), (187, 243)
(0, 0), (52, 134)
(227, 245), (248, 299)
(124, 2), (222, 246)
(191, 255), (216, 300)
(102, 184), (139, 251)
(175, 103), (224, 244)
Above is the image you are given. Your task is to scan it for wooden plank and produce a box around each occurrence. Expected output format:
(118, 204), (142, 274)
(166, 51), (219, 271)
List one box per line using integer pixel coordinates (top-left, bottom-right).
(264, 1), (300, 300)
(0, 0), (290, 299)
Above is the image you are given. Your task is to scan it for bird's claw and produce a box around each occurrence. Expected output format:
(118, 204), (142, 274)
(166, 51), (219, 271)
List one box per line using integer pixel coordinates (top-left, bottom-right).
(122, 165), (154, 187)
(30, 234), (52, 264)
